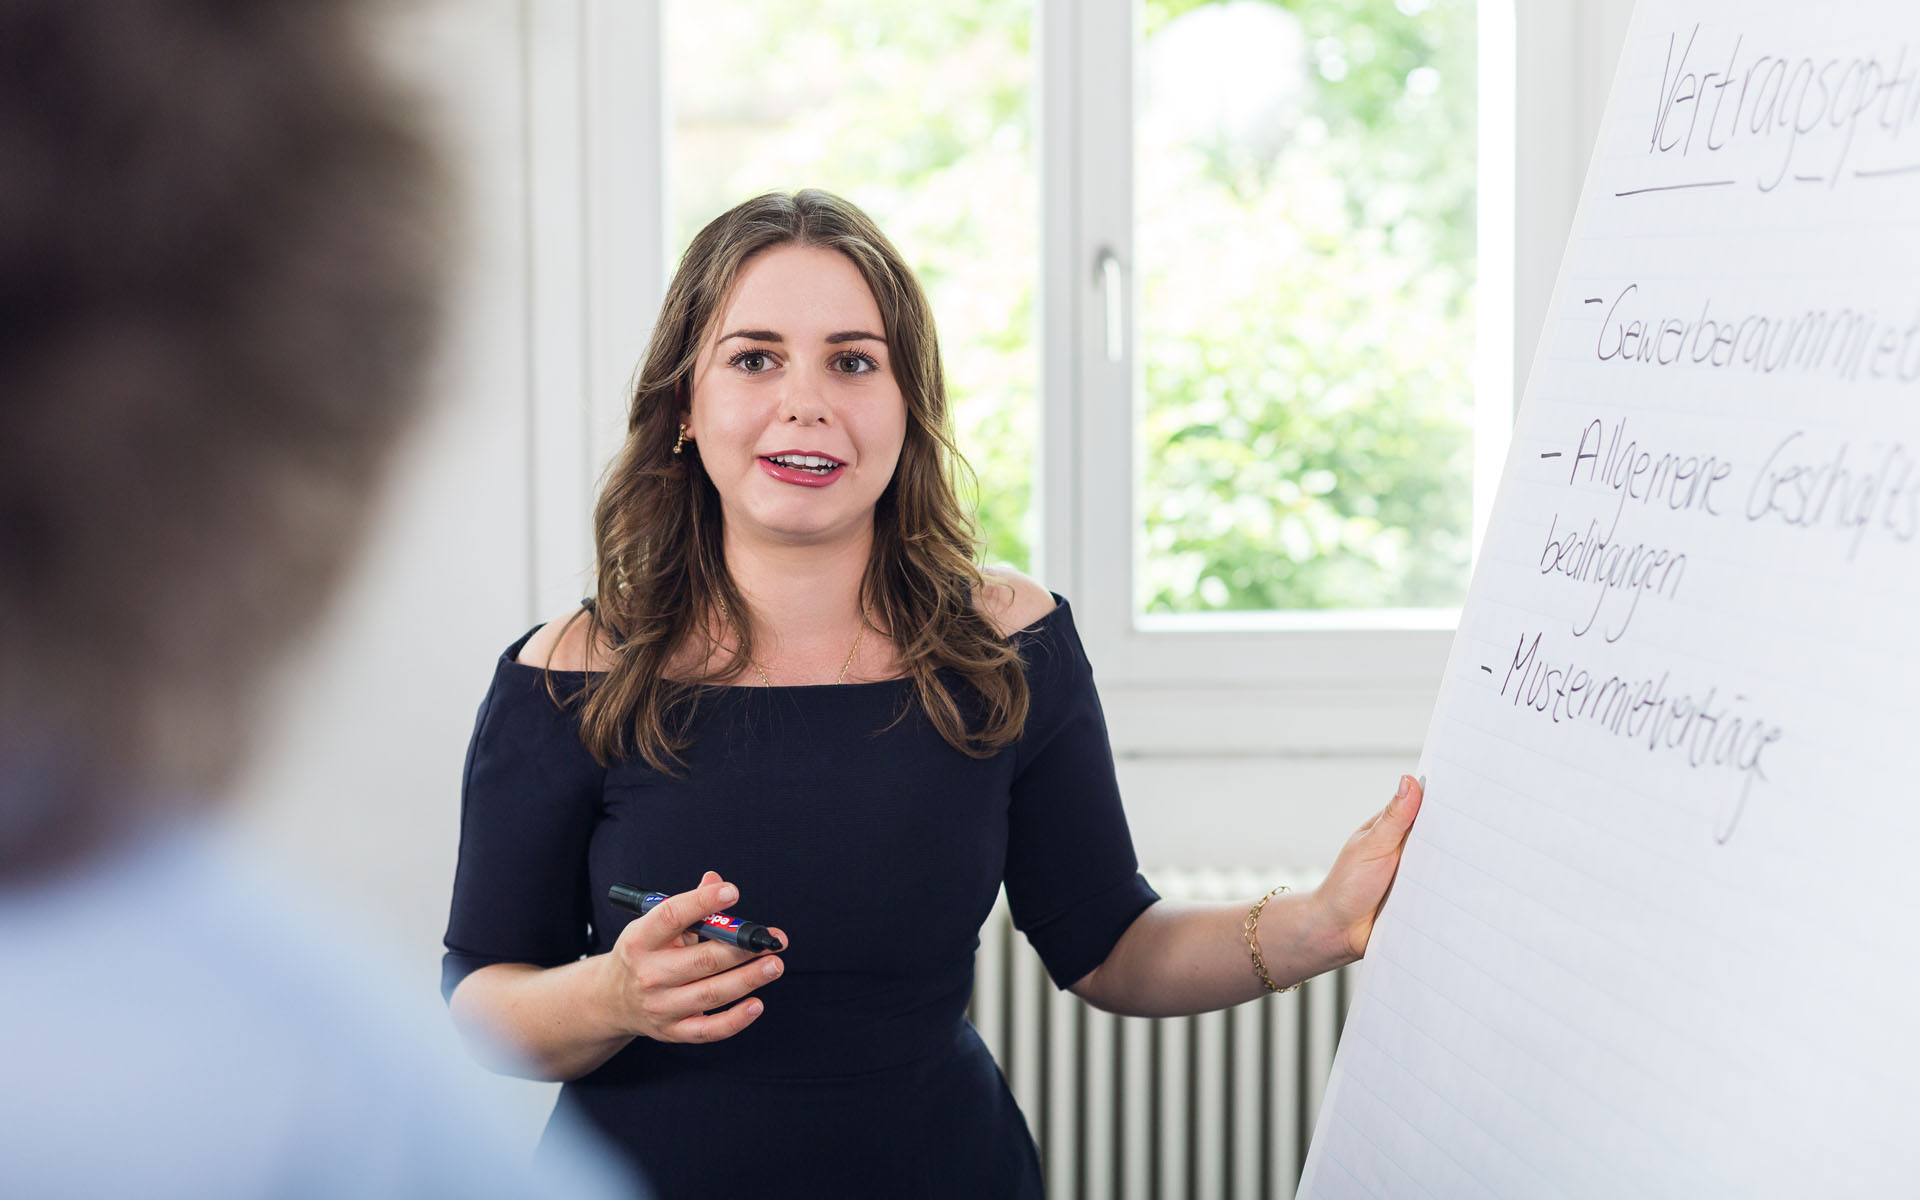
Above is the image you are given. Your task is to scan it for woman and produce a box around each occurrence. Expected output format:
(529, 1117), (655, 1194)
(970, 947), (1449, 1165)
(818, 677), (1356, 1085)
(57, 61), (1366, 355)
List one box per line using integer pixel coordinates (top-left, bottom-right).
(443, 189), (1423, 1198)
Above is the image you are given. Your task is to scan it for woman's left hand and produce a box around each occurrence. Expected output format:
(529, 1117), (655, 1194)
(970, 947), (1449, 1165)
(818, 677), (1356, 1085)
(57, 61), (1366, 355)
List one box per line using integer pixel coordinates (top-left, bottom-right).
(1312, 774), (1424, 964)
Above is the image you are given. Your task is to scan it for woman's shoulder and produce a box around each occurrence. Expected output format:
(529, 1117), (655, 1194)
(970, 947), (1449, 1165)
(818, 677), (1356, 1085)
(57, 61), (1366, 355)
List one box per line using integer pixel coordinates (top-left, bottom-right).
(512, 604), (618, 673)
(974, 565), (1062, 640)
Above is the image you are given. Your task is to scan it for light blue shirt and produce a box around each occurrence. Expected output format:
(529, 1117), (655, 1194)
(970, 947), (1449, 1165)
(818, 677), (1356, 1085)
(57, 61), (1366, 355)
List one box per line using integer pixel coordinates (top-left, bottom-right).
(0, 823), (645, 1199)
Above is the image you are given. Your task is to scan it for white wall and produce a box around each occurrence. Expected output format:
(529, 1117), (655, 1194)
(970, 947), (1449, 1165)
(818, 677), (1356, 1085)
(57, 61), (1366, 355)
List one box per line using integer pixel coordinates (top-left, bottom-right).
(224, 0), (1639, 1148)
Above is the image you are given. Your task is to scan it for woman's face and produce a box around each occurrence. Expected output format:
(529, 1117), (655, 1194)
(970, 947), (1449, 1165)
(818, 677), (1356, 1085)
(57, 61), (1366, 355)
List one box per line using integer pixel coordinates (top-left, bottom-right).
(686, 244), (908, 550)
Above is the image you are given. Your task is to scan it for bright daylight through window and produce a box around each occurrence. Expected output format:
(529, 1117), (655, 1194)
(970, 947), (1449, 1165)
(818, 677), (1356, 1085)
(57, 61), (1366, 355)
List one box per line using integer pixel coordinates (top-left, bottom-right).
(1138, 0), (1478, 616)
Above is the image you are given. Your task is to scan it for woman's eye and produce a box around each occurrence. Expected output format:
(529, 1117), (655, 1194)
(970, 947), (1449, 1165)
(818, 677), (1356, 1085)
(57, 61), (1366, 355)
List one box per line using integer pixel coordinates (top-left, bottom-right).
(835, 352), (878, 374)
(730, 350), (773, 373)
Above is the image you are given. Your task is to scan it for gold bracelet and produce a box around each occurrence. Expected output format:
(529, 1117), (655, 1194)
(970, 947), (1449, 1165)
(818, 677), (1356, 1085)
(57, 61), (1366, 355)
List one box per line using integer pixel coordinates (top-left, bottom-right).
(1245, 884), (1301, 994)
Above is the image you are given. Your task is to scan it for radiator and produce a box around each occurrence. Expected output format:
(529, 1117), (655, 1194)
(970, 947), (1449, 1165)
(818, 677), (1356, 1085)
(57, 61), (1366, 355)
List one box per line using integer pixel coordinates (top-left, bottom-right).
(968, 869), (1352, 1200)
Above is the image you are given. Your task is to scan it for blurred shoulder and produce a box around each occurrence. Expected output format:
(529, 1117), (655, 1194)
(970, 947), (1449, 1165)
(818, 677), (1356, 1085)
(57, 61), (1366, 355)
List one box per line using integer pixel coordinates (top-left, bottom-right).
(974, 565), (1060, 639)
(515, 605), (618, 672)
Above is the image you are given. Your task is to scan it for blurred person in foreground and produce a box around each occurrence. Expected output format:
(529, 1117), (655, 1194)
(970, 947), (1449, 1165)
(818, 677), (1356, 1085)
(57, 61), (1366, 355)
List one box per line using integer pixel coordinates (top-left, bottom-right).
(0, 1), (639, 1195)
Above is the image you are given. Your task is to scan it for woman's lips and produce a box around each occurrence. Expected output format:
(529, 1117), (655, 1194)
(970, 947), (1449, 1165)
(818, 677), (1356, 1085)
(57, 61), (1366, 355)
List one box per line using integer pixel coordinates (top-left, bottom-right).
(757, 455), (847, 487)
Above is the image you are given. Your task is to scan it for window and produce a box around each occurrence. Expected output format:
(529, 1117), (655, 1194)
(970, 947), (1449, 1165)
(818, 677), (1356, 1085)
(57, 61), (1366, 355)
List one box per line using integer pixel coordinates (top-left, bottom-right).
(1134, 0), (1481, 618)
(1064, 0), (1511, 694)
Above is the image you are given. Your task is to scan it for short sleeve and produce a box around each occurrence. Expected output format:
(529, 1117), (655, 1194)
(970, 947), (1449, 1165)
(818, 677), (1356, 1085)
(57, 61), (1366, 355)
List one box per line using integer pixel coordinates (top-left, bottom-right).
(441, 633), (605, 1001)
(1002, 600), (1159, 989)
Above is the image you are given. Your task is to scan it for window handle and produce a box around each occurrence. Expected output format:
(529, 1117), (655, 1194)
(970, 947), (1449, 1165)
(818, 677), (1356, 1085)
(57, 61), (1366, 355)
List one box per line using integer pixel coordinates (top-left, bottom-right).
(1094, 247), (1124, 363)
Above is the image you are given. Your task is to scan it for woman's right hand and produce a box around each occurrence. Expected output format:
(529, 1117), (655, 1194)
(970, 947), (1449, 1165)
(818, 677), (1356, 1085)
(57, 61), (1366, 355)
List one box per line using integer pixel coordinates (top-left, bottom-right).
(599, 871), (787, 1044)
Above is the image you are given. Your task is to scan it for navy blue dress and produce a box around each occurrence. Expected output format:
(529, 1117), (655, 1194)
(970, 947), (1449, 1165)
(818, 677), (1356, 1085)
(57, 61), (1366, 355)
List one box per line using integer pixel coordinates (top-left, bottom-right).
(442, 599), (1158, 1199)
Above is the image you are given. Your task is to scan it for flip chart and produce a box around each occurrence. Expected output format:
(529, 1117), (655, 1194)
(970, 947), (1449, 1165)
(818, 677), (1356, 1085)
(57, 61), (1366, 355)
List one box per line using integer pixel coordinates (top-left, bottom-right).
(1300, 3), (1920, 1194)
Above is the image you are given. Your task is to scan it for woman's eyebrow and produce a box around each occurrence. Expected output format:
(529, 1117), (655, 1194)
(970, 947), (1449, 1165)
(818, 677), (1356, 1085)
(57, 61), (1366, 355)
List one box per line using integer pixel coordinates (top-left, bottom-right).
(716, 328), (887, 345)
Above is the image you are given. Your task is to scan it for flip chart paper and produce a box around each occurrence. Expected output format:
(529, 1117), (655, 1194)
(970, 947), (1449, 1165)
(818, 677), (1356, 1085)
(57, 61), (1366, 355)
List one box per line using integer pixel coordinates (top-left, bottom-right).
(1299, 2), (1920, 1195)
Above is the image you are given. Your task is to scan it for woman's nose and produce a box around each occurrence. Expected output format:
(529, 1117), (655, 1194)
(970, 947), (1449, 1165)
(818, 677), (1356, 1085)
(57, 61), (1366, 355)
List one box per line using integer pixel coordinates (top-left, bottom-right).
(777, 368), (831, 425)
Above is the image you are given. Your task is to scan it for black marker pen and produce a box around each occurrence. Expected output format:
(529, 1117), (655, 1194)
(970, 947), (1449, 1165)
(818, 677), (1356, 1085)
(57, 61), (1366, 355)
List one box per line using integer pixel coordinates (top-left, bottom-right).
(608, 883), (784, 953)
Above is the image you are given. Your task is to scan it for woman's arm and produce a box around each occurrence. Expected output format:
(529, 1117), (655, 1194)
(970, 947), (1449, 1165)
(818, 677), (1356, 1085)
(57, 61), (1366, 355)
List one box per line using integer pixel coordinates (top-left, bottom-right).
(448, 958), (636, 1081)
(1070, 776), (1423, 1018)
(447, 874), (787, 1082)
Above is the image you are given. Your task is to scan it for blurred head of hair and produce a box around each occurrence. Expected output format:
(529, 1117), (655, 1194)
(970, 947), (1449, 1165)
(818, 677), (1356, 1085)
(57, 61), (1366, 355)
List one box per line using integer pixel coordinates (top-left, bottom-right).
(0, 0), (448, 877)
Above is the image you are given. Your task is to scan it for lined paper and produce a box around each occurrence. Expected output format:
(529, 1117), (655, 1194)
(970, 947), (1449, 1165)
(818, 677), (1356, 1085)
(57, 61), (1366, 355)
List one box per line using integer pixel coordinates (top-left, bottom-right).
(1300, 3), (1920, 1195)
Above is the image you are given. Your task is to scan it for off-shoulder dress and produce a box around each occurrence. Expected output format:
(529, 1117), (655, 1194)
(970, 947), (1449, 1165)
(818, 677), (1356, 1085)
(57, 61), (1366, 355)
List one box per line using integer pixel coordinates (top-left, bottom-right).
(443, 598), (1158, 1199)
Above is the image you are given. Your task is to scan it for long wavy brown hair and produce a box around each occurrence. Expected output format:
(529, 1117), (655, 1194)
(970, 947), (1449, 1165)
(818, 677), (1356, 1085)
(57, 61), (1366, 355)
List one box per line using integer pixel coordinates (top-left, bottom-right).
(568, 189), (1029, 771)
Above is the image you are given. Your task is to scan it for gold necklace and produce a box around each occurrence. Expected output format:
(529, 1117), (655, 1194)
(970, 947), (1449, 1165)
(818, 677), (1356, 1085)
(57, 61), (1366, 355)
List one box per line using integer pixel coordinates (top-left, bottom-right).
(718, 597), (868, 686)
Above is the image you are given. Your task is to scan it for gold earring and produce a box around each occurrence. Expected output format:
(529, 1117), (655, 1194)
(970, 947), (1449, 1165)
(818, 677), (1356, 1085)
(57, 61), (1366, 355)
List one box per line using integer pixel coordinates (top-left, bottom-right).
(673, 424), (689, 455)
